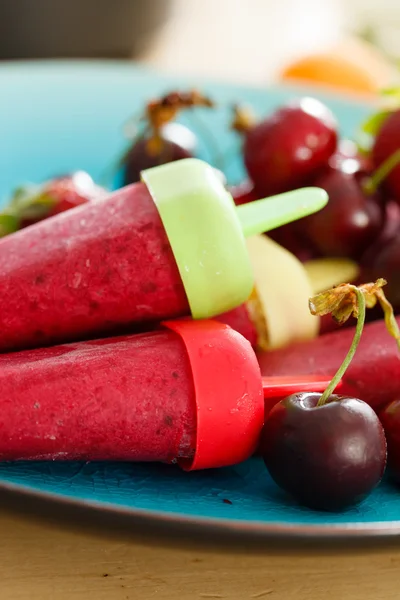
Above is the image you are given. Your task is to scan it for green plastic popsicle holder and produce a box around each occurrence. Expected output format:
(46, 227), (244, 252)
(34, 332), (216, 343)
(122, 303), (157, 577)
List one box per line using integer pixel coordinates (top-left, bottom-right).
(141, 158), (328, 319)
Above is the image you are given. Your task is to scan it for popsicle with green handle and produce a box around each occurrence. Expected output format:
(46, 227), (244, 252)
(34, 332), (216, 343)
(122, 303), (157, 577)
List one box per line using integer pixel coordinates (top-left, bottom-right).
(0, 158), (327, 352)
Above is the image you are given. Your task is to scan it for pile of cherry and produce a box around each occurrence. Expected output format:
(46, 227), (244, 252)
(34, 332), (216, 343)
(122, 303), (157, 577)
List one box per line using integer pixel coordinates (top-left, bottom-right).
(229, 97), (400, 315)
(3, 89), (400, 514)
(120, 91), (400, 317)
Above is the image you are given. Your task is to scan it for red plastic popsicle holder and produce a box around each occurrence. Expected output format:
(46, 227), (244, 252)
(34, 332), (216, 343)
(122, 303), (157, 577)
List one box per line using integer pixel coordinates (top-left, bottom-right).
(164, 319), (342, 470)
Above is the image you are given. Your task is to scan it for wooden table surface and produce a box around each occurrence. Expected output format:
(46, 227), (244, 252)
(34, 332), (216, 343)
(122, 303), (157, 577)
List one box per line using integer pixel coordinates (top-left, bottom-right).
(0, 492), (399, 600)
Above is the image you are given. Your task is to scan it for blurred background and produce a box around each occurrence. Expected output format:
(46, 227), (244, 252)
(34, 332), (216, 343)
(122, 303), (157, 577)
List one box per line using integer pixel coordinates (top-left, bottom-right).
(0, 0), (398, 90)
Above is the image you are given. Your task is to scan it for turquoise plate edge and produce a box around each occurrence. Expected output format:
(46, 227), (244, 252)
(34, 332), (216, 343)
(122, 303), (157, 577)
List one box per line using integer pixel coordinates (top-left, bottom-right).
(2, 60), (398, 539)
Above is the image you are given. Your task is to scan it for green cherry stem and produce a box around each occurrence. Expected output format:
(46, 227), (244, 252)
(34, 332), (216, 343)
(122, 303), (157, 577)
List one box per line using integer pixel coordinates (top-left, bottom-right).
(317, 286), (366, 407)
(364, 149), (400, 195)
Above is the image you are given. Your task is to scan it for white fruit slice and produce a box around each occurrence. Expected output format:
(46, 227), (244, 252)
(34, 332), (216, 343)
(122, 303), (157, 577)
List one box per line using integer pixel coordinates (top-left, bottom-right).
(246, 235), (319, 350)
(303, 258), (360, 294)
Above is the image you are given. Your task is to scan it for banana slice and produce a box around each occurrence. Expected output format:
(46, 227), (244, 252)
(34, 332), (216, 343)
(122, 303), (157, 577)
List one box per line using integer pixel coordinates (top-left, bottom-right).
(303, 258), (360, 294)
(246, 235), (319, 350)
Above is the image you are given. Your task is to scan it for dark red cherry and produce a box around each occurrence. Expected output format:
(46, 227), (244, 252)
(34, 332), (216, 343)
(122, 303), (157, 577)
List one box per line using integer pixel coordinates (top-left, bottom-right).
(380, 399), (400, 483)
(302, 167), (383, 259)
(261, 392), (387, 511)
(329, 139), (372, 175)
(243, 97), (338, 196)
(122, 123), (195, 185)
(267, 222), (319, 262)
(363, 232), (400, 309)
(372, 110), (400, 202)
(2, 172), (105, 235)
(360, 201), (400, 265)
(228, 180), (259, 206)
(46, 171), (106, 217)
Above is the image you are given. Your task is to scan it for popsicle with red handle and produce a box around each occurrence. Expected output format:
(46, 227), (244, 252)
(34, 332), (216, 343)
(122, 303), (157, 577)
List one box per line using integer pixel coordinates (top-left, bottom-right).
(0, 159), (327, 352)
(0, 319), (334, 468)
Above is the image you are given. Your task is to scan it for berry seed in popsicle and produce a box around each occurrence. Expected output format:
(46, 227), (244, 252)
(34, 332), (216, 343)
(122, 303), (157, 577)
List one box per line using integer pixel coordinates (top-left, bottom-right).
(0, 158), (327, 352)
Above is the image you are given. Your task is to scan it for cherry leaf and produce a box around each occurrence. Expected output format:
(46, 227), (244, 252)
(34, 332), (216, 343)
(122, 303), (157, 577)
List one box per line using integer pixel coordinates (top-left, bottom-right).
(0, 214), (20, 238)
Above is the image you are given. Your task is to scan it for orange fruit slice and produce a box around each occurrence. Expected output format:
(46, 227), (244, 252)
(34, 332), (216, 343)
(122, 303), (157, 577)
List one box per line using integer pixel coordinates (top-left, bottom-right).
(280, 39), (395, 97)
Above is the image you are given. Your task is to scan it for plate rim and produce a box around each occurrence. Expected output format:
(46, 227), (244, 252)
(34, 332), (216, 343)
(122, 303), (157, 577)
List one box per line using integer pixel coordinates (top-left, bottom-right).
(2, 476), (400, 541)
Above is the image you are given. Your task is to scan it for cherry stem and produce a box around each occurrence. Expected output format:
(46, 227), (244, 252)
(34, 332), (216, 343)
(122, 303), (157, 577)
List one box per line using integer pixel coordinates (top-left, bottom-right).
(317, 286), (366, 407)
(364, 149), (400, 195)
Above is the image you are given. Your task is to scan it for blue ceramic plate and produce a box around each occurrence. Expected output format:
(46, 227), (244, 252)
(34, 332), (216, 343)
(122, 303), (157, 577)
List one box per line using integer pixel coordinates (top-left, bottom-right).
(2, 61), (397, 540)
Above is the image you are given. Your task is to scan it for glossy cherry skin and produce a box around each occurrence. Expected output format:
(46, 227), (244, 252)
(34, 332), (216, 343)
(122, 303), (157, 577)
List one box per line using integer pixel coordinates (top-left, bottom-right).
(47, 172), (105, 216)
(20, 172), (105, 229)
(372, 109), (400, 203)
(380, 400), (400, 482)
(328, 140), (386, 206)
(243, 97), (338, 196)
(261, 392), (387, 511)
(363, 232), (400, 309)
(302, 167), (383, 259)
(329, 138), (373, 177)
(268, 222), (319, 263)
(360, 201), (400, 270)
(229, 180), (259, 206)
(122, 123), (195, 185)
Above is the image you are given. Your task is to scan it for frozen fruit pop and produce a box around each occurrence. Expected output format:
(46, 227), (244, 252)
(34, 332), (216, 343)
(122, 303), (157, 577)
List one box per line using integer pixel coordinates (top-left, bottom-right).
(258, 316), (400, 414)
(0, 159), (327, 352)
(0, 319), (333, 468)
(0, 320), (262, 468)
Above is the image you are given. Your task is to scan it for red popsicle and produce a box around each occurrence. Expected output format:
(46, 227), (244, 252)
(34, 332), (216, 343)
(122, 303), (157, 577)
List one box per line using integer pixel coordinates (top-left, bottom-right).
(0, 182), (188, 352)
(0, 320), (265, 470)
(258, 316), (400, 413)
(0, 319), (333, 469)
(0, 159), (327, 352)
